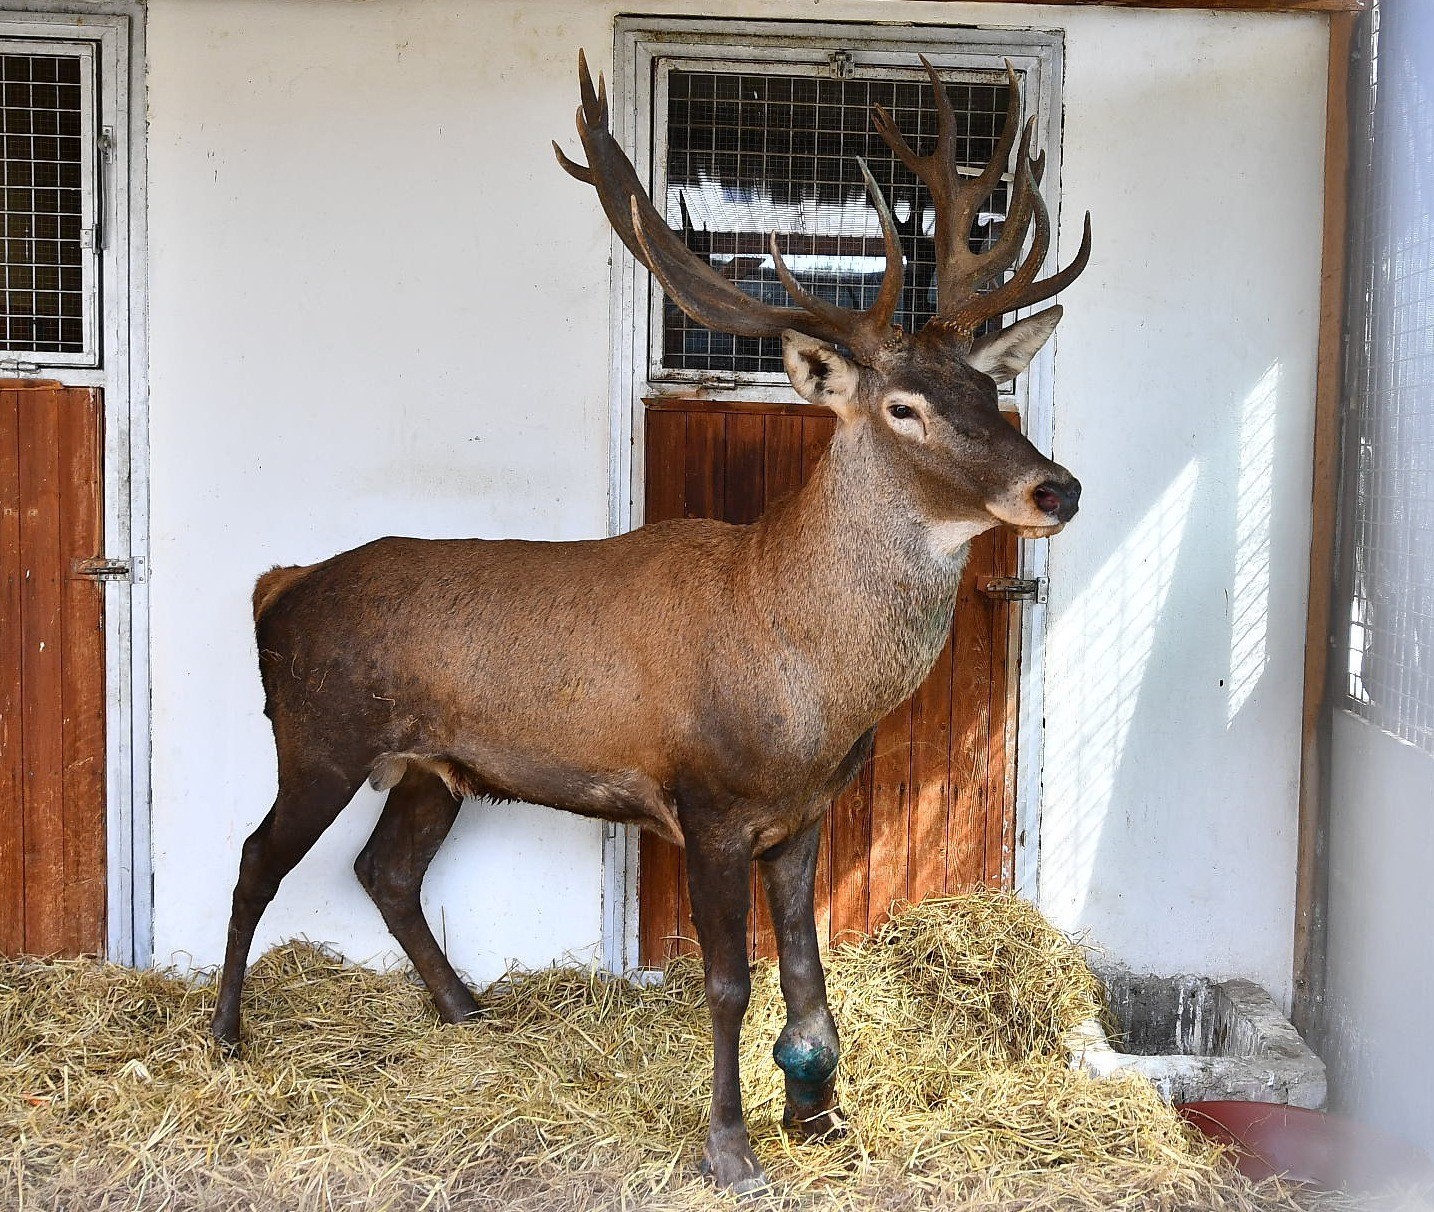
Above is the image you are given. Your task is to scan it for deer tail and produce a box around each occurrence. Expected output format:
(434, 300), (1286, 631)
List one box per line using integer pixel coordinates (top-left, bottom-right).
(252, 563), (315, 625)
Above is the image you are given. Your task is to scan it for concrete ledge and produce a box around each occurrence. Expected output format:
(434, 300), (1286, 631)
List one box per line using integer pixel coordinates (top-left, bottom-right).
(1066, 965), (1327, 1109)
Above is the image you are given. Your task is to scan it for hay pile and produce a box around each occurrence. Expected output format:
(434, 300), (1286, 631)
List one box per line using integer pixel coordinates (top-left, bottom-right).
(0, 892), (1373, 1210)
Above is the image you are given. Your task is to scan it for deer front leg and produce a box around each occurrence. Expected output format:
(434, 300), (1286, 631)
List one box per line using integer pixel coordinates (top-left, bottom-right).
(685, 837), (767, 1194)
(758, 819), (844, 1140)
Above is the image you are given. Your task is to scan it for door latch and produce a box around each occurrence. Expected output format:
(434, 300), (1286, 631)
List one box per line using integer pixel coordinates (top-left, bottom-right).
(977, 576), (1046, 603)
(72, 555), (146, 583)
(827, 49), (855, 80)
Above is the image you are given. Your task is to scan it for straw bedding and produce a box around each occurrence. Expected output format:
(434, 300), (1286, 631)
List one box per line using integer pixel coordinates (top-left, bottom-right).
(0, 892), (1386, 1211)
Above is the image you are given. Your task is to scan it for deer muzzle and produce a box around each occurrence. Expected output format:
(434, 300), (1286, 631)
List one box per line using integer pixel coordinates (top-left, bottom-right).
(1033, 476), (1081, 524)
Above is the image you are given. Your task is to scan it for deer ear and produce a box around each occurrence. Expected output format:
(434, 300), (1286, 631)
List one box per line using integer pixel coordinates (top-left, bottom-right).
(965, 306), (1063, 385)
(782, 330), (860, 416)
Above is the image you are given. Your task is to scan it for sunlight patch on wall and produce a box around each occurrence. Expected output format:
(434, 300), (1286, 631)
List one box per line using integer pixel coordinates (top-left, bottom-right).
(1227, 362), (1280, 726)
(1041, 460), (1201, 920)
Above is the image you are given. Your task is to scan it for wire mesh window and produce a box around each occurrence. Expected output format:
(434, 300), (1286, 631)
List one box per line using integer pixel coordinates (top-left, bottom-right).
(0, 45), (96, 363)
(1341, 4), (1434, 752)
(657, 65), (1011, 378)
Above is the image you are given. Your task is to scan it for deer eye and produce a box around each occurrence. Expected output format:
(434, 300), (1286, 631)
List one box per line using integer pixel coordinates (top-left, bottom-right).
(888, 403), (915, 420)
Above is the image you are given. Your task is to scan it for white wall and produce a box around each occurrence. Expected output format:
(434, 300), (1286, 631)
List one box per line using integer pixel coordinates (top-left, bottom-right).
(1322, 714), (1434, 1154)
(146, 0), (623, 982)
(1037, 12), (1327, 1006)
(145, 0), (1328, 999)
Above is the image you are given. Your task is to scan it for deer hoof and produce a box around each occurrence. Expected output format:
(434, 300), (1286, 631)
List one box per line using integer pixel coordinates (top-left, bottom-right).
(699, 1137), (769, 1194)
(211, 1021), (243, 1057)
(434, 987), (482, 1024)
(783, 1101), (848, 1142)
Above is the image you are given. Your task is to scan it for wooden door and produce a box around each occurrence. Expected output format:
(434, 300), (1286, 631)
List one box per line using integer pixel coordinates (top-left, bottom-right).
(639, 397), (1020, 963)
(0, 381), (106, 956)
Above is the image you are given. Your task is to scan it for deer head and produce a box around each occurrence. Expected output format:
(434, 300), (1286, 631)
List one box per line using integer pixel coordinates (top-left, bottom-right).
(555, 52), (1089, 545)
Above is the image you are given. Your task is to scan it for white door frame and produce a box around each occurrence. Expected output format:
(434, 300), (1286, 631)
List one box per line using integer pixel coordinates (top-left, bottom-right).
(0, 3), (148, 964)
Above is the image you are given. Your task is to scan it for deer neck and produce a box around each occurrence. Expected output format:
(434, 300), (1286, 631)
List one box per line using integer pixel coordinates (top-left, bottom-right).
(744, 420), (985, 721)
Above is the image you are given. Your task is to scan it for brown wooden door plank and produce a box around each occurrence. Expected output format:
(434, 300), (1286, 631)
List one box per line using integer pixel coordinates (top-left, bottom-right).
(750, 868), (777, 957)
(674, 851), (698, 957)
(984, 527), (1018, 887)
(18, 388), (67, 953)
(829, 762), (872, 944)
(867, 696), (913, 933)
(684, 412), (725, 521)
(644, 410), (687, 525)
(671, 414), (725, 957)
(723, 413), (765, 527)
(948, 534), (994, 892)
(800, 414), (836, 488)
(0, 390), (25, 954)
(638, 830), (682, 964)
(908, 632), (955, 904)
(813, 814), (834, 951)
(58, 389), (105, 953)
(763, 414), (804, 510)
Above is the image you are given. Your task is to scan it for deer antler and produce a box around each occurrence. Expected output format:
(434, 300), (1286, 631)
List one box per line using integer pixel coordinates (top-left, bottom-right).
(554, 51), (906, 363)
(871, 57), (1091, 344)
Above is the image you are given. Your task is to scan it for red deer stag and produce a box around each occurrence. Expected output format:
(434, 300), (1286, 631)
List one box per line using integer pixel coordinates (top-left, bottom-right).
(213, 52), (1090, 1192)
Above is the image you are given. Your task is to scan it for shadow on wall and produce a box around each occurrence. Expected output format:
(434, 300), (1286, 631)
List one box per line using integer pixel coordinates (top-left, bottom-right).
(1041, 358), (1288, 944)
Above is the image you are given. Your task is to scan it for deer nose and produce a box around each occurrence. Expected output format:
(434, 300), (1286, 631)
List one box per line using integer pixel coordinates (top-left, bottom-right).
(1033, 477), (1081, 523)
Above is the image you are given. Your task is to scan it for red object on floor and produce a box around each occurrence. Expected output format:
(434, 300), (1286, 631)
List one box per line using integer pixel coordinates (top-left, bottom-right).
(1179, 1101), (1433, 1192)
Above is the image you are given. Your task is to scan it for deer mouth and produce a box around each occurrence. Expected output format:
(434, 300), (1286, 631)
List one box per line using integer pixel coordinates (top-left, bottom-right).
(984, 503), (1067, 539)
(1010, 521), (1065, 539)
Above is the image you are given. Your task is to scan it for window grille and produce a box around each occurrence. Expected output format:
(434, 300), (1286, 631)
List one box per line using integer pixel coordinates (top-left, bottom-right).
(657, 64), (1013, 379)
(0, 43), (97, 366)
(1341, 3), (1434, 752)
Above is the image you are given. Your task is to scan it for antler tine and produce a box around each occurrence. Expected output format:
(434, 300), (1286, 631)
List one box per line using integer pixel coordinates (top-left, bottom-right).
(969, 62), (1023, 208)
(871, 58), (1022, 312)
(858, 158), (908, 332)
(578, 48), (605, 124)
(767, 158), (906, 346)
(964, 118), (1040, 291)
(556, 49), (904, 360)
(950, 151), (1049, 332)
(552, 139), (593, 185)
(921, 55), (959, 165)
(949, 145), (1092, 333)
(624, 201), (831, 342)
(977, 210), (1093, 323)
(871, 103), (920, 175)
(871, 57), (1089, 340)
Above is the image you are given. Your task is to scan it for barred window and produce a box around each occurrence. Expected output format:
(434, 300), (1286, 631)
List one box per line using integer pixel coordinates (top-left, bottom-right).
(654, 61), (1015, 380)
(0, 42), (98, 367)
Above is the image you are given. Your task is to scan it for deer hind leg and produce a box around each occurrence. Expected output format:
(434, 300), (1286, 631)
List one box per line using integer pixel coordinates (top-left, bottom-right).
(212, 757), (364, 1049)
(758, 818), (845, 1140)
(354, 764), (479, 1024)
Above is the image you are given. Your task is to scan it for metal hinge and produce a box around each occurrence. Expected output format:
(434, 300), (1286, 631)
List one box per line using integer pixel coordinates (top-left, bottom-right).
(827, 49), (855, 80)
(977, 576), (1047, 603)
(72, 555), (146, 583)
(0, 359), (41, 375)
